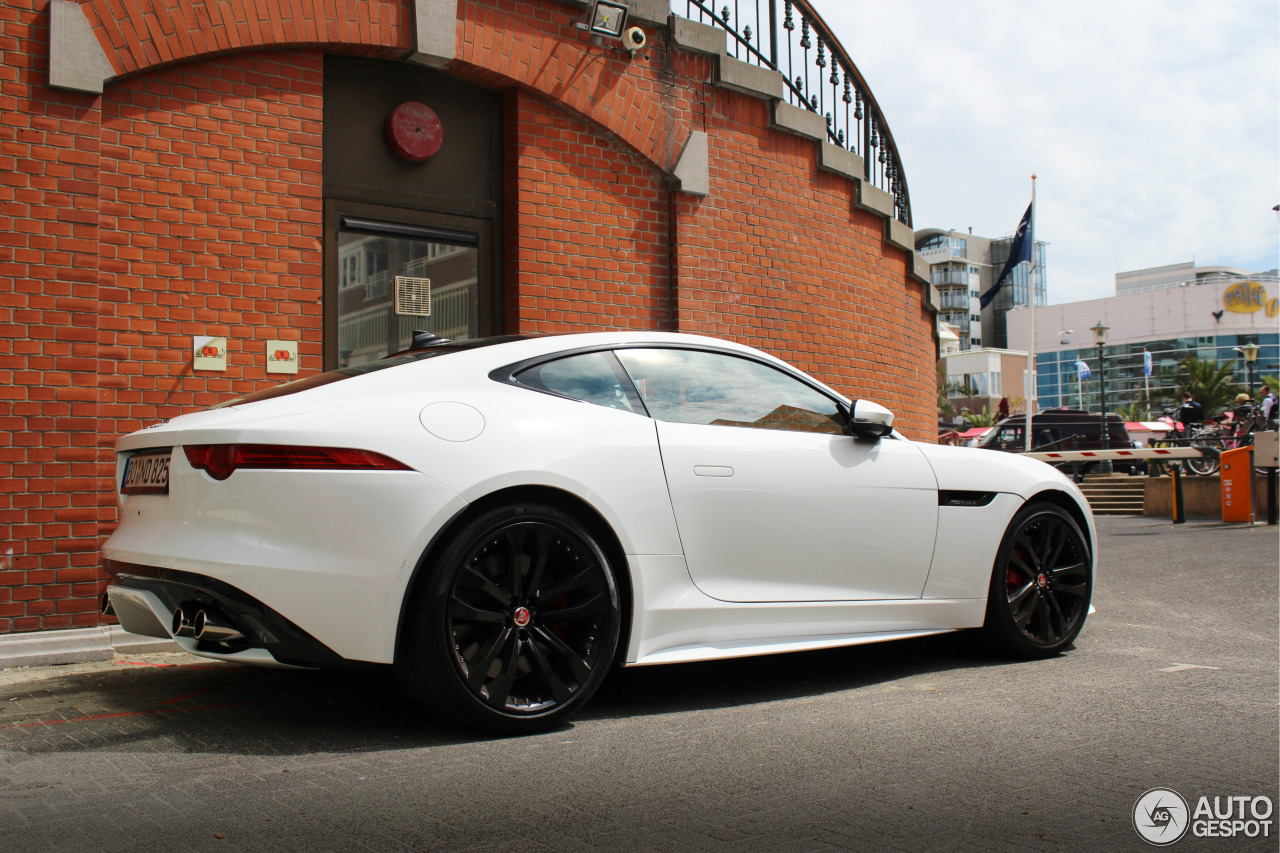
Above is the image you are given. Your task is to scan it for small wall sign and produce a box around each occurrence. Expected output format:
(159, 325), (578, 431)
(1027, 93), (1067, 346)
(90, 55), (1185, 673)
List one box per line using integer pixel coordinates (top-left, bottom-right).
(193, 336), (228, 371)
(267, 339), (299, 374)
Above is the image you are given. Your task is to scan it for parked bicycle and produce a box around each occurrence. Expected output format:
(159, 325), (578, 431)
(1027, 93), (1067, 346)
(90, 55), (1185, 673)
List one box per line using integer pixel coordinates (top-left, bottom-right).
(1150, 405), (1222, 476)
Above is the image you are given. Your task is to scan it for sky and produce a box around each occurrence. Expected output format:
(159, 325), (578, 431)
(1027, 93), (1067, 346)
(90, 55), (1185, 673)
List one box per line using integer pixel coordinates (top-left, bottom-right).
(822, 0), (1279, 305)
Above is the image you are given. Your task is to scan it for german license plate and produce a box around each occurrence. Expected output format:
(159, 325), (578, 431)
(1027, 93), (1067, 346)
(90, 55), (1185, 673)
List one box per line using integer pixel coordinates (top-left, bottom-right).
(122, 450), (171, 495)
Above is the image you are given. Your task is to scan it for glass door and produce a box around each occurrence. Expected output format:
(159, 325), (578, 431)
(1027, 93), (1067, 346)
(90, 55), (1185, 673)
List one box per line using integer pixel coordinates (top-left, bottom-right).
(326, 204), (495, 369)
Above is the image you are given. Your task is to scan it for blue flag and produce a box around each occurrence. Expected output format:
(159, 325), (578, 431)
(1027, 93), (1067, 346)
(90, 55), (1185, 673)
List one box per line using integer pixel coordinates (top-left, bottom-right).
(1142, 349), (1152, 377)
(980, 202), (1034, 309)
(1076, 360), (1091, 381)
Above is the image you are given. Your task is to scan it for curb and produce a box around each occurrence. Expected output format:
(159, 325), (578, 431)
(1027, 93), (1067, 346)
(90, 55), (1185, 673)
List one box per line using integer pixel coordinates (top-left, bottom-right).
(0, 626), (181, 670)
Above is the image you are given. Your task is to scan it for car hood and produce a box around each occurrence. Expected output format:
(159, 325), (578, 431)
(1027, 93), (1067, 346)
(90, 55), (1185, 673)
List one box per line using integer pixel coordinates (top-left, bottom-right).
(914, 441), (1082, 501)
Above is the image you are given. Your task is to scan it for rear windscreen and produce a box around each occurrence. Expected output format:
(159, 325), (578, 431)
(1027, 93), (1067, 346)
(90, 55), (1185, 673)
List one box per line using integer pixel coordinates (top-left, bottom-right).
(210, 336), (527, 409)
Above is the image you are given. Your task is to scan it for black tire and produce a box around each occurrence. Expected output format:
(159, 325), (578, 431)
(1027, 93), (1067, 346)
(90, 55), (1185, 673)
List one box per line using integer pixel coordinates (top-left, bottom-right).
(983, 502), (1092, 659)
(396, 503), (621, 734)
(1186, 436), (1220, 476)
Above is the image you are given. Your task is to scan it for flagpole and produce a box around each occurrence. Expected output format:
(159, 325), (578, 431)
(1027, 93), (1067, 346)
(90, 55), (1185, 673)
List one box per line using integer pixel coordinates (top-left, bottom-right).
(1144, 350), (1151, 418)
(1024, 174), (1037, 452)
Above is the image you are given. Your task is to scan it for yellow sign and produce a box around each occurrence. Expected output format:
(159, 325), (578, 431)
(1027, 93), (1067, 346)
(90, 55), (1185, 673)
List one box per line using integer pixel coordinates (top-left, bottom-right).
(1223, 281), (1279, 318)
(192, 336), (228, 371)
(266, 339), (299, 375)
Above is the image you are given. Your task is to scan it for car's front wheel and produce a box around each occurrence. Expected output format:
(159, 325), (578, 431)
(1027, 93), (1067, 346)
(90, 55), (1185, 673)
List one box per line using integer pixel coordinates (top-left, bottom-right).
(983, 502), (1092, 658)
(397, 503), (621, 734)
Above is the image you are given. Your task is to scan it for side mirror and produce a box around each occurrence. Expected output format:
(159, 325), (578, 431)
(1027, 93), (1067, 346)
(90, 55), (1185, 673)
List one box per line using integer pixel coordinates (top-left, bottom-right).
(842, 399), (894, 441)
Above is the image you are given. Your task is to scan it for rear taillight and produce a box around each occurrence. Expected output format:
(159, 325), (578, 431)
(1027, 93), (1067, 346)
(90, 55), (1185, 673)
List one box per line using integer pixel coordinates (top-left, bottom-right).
(183, 444), (412, 480)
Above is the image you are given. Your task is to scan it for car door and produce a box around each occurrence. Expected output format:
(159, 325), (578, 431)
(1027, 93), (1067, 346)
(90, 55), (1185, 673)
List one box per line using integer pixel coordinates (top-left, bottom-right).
(615, 347), (939, 603)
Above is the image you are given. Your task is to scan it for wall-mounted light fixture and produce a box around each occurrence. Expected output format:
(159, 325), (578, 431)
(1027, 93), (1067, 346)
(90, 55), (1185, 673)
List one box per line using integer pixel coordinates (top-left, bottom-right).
(574, 1), (642, 55)
(583, 0), (629, 38)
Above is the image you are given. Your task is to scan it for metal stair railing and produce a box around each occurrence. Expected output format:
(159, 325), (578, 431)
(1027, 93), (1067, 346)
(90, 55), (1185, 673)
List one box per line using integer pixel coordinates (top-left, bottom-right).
(673, 0), (912, 226)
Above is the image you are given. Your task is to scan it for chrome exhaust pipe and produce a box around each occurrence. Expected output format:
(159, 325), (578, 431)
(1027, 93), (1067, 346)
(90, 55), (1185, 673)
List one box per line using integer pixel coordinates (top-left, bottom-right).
(101, 592), (115, 617)
(171, 607), (197, 638)
(193, 609), (244, 644)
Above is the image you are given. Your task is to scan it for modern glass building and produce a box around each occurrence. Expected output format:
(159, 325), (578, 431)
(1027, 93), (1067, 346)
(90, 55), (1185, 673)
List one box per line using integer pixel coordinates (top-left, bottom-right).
(1034, 333), (1278, 414)
(988, 239), (1048, 350)
(1007, 265), (1280, 417)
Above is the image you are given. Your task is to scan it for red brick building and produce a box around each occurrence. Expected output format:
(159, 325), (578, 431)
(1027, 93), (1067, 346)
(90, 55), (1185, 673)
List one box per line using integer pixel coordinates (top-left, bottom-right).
(0, 0), (937, 656)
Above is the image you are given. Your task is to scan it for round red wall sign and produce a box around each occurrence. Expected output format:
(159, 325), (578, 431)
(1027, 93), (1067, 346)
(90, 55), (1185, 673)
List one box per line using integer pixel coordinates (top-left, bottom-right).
(385, 102), (443, 163)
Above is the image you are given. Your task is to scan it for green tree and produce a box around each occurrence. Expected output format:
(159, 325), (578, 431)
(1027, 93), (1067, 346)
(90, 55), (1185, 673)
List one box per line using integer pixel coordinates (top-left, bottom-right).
(961, 405), (996, 428)
(1172, 355), (1241, 415)
(937, 364), (955, 419)
(937, 364), (976, 419)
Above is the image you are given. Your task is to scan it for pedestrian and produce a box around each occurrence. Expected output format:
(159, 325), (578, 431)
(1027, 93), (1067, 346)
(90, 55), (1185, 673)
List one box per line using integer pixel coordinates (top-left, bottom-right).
(1178, 391), (1203, 432)
(1262, 386), (1277, 429)
(1230, 393), (1255, 435)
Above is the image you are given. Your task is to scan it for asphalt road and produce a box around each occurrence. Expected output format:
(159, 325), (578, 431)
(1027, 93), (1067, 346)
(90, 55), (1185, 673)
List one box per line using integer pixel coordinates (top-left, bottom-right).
(1, 517), (1277, 852)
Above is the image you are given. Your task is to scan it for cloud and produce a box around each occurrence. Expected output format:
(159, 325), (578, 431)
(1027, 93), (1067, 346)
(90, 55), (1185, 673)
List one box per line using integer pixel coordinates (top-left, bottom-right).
(824, 0), (1280, 303)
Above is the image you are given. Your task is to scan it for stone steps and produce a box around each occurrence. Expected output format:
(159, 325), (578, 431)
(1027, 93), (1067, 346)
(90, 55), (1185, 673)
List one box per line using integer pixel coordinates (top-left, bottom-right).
(1078, 475), (1147, 515)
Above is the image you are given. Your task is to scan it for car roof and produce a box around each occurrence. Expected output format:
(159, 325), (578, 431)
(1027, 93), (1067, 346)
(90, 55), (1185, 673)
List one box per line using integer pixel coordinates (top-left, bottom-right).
(424, 331), (770, 358)
(389, 331), (805, 379)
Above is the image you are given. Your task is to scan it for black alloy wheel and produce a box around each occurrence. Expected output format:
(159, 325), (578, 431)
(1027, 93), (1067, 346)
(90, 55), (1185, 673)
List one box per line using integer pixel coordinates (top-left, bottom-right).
(983, 502), (1092, 658)
(397, 503), (621, 734)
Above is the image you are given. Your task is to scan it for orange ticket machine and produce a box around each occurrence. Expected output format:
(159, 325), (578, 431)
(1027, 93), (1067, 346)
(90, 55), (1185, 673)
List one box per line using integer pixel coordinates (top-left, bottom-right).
(1220, 446), (1253, 523)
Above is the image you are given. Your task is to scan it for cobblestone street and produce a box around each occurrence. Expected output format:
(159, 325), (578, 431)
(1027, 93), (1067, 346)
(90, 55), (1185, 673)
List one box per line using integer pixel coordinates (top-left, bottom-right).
(2, 517), (1277, 852)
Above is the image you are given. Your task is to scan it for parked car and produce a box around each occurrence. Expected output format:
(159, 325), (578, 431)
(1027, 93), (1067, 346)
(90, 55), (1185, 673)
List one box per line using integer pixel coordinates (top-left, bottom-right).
(104, 332), (1096, 733)
(975, 410), (1137, 474)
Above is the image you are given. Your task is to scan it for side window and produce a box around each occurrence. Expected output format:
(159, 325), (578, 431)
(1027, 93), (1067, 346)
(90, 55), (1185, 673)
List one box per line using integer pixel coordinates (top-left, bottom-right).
(515, 352), (643, 413)
(615, 348), (845, 435)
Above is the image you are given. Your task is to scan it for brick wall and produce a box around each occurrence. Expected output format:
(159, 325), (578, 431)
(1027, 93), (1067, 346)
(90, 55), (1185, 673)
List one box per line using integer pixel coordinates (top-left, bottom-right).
(96, 52), (326, 423)
(504, 89), (671, 333)
(1, 1), (108, 632)
(0, 27), (327, 633)
(671, 78), (935, 435)
(1, 0), (934, 637)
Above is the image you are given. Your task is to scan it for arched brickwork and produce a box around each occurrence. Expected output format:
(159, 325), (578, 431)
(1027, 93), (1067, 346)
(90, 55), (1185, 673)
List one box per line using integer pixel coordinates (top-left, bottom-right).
(78, 0), (413, 77)
(71, 0), (690, 177)
(453, 0), (689, 174)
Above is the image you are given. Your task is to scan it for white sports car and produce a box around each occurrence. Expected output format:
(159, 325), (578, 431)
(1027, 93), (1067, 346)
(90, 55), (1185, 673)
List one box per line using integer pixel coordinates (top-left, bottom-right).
(104, 332), (1095, 733)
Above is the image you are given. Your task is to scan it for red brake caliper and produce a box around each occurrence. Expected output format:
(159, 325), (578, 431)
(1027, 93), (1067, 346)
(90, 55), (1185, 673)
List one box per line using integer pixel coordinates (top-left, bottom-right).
(1008, 548), (1028, 591)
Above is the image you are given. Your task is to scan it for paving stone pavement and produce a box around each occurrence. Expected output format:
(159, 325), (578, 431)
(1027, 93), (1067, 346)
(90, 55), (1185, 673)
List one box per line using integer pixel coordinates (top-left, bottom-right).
(1, 517), (1276, 852)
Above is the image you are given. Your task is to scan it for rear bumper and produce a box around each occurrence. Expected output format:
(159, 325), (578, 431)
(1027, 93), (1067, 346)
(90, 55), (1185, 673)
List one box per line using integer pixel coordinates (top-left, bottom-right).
(105, 562), (349, 669)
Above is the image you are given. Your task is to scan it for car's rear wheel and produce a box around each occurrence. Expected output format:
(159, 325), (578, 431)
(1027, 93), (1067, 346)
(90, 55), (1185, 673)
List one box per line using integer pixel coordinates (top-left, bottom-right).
(397, 503), (621, 734)
(983, 502), (1092, 658)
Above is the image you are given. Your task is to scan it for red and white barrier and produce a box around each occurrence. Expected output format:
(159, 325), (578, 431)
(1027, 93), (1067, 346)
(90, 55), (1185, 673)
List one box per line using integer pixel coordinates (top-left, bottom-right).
(1023, 447), (1213, 462)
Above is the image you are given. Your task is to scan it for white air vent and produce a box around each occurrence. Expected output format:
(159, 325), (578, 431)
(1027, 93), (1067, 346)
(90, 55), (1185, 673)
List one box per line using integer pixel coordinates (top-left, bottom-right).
(395, 276), (432, 316)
